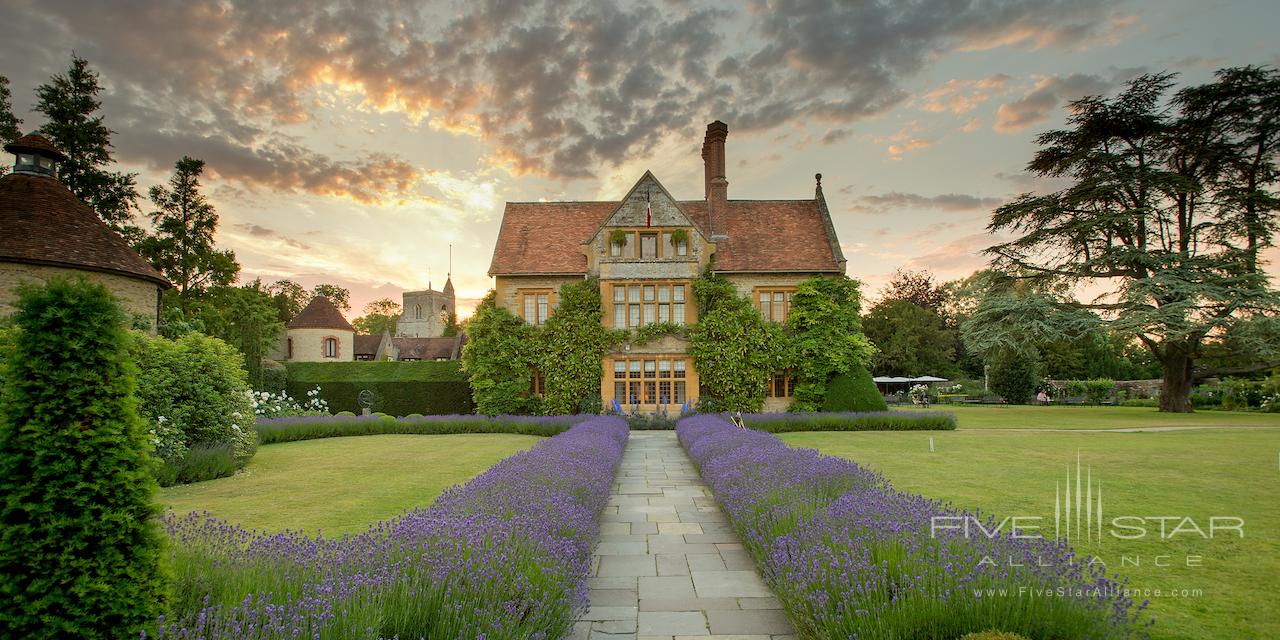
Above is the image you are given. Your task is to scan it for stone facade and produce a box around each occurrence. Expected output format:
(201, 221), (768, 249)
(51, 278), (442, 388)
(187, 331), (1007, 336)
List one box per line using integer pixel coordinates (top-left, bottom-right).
(286, 327), (354, 362)
(488, 122), (847, 413)
(0, 262), (162, 331)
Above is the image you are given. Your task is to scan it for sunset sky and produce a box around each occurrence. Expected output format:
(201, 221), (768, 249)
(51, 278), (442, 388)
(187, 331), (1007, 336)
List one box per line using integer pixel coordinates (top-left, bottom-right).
(2, 0), (1277, 318)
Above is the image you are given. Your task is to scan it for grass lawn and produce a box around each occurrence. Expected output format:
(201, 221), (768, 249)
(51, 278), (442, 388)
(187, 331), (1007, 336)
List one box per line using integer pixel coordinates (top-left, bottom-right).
(780, 428), (1280, 640)
(158, 433), (541, 536)
(922, 403), (1280, 429)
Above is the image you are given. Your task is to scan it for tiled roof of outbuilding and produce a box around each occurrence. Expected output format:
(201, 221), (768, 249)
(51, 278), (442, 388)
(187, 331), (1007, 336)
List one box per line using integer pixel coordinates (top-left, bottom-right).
(353, 334), (384, 356)
(0, 172), (169, 286)
(288, 296), (355, 331)
(393, 335), (465, 360)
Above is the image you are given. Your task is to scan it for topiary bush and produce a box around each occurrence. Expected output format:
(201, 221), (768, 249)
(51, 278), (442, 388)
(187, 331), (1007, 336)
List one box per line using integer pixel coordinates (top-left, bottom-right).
(987, 349), (1040, 404)
(822, 367), (889, 412)
(134, 332), (258, 478)
(0, 278), (166, 638)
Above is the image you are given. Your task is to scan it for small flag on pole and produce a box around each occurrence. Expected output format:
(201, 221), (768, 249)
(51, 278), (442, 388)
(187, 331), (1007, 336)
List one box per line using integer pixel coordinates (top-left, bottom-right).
(646, 189), (652, 227)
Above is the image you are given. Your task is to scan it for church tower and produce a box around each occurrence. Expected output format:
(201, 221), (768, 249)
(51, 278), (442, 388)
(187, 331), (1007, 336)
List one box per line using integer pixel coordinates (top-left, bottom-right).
(395, 273), (456, 338)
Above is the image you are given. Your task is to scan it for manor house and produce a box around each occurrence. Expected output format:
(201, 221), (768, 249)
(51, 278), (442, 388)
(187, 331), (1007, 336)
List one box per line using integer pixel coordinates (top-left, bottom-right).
(488, 121), (846, 412)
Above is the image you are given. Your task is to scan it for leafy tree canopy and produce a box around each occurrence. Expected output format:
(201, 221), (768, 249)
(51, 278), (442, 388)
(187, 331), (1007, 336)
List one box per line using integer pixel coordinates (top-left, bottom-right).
(460, 291), (539, 415)
(352, 297), (401, 335)
(312, 283), (351, 312)
(863, 299), (957, 377)
(986, 68), (1280, 411)
(0, 75), (20, 177)
(785, 275), (876, 410)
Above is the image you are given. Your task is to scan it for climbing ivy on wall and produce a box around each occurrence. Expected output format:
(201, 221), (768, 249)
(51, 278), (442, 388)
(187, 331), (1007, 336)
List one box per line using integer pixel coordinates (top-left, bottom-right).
(688, 267), (789, 412)
(785, 276), (877, 411)
(539, 278), (620, 414)
(460, 291), (539, 415)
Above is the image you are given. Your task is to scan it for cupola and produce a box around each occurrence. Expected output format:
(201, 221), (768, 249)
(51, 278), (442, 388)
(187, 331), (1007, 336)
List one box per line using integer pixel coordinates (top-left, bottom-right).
(5, 133), (66, 177)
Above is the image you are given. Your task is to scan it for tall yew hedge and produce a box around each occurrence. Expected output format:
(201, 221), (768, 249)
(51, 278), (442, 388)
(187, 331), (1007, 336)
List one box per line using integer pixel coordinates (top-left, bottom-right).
(0, 278), (166, 638)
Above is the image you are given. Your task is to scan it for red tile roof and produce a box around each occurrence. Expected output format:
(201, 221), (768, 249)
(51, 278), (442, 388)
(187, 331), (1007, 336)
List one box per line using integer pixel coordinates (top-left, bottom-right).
(489, 201), (616, 275)
(0, 172), (169, 286)
(488, 198), (842, 275)
(682, 200), (842, 272)
(352, 334), (384, 356)
(288, 296), (354, 331)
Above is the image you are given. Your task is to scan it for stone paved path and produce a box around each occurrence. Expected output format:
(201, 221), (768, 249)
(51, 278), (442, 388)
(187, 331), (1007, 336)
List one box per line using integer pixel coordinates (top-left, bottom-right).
(572, 431), (796, 640)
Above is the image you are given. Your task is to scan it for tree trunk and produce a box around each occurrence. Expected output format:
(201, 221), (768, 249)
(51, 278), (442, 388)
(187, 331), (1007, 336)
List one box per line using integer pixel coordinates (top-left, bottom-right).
(1159, 348), (1195, 413)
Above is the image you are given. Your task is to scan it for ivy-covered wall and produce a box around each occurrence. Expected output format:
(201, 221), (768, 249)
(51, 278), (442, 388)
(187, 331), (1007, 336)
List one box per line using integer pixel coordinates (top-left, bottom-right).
(463, 269), (876, 415)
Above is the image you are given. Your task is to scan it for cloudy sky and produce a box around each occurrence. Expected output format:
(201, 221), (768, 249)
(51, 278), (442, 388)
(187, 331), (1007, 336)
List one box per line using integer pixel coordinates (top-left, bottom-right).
(2, 0), (1277, 318)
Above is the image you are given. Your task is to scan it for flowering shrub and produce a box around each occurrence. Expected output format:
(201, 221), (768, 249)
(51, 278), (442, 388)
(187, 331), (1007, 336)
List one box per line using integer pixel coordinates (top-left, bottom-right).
(677, 415), (1149, 639)
(134, 332), (258, 477)
(152, 416), (627, 639)
(148, 415), (188, 462)
(247, 387), (329, 419)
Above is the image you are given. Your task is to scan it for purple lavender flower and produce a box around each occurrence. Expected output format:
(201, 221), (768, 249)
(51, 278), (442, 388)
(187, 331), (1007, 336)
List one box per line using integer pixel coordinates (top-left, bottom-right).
(677, 415), (1149, 639)
(155, 416), (627, 639)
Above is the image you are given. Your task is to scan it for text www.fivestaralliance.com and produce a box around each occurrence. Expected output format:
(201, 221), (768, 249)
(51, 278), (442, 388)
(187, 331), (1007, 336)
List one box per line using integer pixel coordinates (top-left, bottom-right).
(976, 586), (1204, 599)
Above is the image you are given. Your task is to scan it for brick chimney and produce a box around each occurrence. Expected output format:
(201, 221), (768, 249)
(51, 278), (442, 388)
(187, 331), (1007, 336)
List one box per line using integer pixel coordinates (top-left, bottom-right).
(701, 121), (728, 237)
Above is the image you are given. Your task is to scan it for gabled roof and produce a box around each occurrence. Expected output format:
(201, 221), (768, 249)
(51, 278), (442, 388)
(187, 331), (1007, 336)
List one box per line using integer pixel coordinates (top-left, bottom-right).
(681, 199), (842, 272)
(353, 334), (384, 356)
(393, 335), (465, 360)
(288, 296), (354, 331)
(488, 192), (843, 275)
(488, 201), (616, 275)
(0, 172), (170, 287)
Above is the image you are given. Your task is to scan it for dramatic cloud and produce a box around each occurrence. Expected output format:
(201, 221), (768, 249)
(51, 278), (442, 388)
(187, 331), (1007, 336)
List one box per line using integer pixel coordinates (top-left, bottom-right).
(1, 0), (1121, 183)
(850, 192), (1005, 213)
(919, 74), (1011, 114)
(994, 67), (1146, 133)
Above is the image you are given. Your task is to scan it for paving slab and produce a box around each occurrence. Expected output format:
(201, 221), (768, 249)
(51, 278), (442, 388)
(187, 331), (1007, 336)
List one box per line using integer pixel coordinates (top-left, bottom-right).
(582, 432), (794, 640)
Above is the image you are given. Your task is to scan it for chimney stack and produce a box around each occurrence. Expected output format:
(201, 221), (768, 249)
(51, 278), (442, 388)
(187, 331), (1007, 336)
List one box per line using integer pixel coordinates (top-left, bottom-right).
(701, 121), (728, 236)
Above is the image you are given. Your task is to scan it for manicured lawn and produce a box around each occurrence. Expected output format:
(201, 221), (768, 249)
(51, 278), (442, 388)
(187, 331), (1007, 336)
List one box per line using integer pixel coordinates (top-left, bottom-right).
(922, 403), (1280, 429)
(157, 433), (541, 535)
(780, 428), (1280, 640)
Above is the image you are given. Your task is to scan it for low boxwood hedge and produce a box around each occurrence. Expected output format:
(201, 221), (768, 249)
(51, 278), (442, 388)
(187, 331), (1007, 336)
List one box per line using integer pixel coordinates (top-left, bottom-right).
(740, 410), (956, 432)
(255, 414), (580, 444)
(284, 361), (473, 415)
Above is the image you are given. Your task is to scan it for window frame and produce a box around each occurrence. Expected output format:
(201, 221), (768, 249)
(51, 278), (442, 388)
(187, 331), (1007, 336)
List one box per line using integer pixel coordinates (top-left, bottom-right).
(607, 281), (692, 328)
(517, 288), (555, 326)
(610, 356), (689, 405)
(755, 287), (797, 323)
(322, 336), (340, 359)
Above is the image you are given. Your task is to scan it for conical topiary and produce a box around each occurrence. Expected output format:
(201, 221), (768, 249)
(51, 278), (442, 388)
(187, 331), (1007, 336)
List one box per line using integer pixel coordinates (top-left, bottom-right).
(0, 278), (166, 638)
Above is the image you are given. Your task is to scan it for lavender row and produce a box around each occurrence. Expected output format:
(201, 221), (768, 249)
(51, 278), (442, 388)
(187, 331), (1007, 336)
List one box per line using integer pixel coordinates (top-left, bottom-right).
(151, 415), (628, 639)
(254, 413), (583, 444)
(676, 415), (1149, 639)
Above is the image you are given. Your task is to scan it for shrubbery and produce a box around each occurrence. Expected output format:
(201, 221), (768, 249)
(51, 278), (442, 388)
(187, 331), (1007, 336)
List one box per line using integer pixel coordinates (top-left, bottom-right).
(286, 360), (473, 415)
(248, 387), (329, 418)
(260, 358), (287, 393)
(134, 332), (258, 484)
(821, 367), (888, 412)
(0, 278), (166, 638)
(255, 413), (580, 444)
(742, 410), (956, 432)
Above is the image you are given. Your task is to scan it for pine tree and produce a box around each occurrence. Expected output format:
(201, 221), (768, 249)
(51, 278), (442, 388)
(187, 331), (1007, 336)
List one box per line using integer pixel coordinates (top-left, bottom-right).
(135, 156), (238, 315)
(0, 76), (22, 178)
(34, 54), (140, 237)
(0, 278), (167, 638)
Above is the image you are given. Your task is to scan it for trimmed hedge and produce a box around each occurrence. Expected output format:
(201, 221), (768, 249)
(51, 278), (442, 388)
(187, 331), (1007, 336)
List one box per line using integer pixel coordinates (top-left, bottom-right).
(740, 410), (956, 432)
(284, 361), (473, 416)
(255, 414), (580, 444)
(822, 367), (889, 412)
